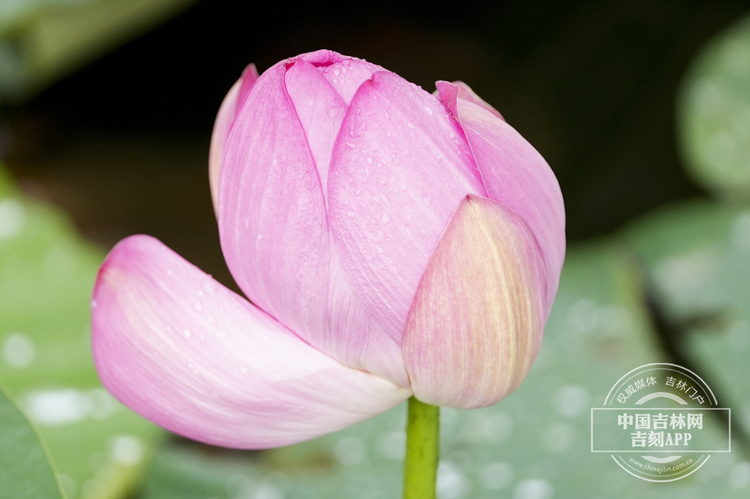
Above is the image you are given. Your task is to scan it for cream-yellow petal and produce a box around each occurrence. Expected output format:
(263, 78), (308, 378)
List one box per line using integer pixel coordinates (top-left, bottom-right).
(402, 195), (546, 408)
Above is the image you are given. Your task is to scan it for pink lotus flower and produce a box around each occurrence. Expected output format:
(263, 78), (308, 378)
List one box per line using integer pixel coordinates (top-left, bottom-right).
(92, 50), (565, 449)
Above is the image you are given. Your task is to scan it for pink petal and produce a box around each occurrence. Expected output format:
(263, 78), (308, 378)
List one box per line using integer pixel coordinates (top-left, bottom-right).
(217, 60), (327, 341)
(402, 196), (545, 409)
(209, 64), (258, 214)
(298, 49), (387, 105)
(436, 80), (504, 121)
(285, 59), (347, 200)
(217, 62), (408, 386)
(437, 81), (565, 316)
(92, 235), (410, 449)
(329, 71), (486, 339)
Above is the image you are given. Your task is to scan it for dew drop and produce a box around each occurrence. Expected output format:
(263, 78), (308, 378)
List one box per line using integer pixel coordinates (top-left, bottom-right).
(194, 302), (203, 312)
(184, 329), (192, 338)
(366, 156), (373, 164)
(425, 106), (433, 115)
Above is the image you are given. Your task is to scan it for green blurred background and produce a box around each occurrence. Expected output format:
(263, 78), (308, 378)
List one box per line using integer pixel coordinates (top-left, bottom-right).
(1, 1), (750, 498)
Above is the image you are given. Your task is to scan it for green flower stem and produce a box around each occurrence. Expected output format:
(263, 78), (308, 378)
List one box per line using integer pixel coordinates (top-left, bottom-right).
(403, 396), (440, 499)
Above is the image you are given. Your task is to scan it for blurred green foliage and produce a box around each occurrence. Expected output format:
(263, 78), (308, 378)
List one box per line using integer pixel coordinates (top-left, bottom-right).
(679, 11), (750, 201)
(0, 383), (63, 499)
(0, 0), (196, 103)
(0, 167), (162, 499)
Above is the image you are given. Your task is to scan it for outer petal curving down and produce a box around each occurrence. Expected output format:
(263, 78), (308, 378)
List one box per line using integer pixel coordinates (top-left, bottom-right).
(91, 235), (410, 449)
(402, 196), (546, 409)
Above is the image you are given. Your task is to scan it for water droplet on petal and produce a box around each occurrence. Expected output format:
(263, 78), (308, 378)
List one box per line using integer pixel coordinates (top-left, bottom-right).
(184, 329), (192, 338)
(366, 156), (373, 164)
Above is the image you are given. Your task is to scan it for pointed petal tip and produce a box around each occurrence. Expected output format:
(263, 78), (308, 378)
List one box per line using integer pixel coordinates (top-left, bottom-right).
(436, 80), (504, 121)
(439, 81), (565, 314)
